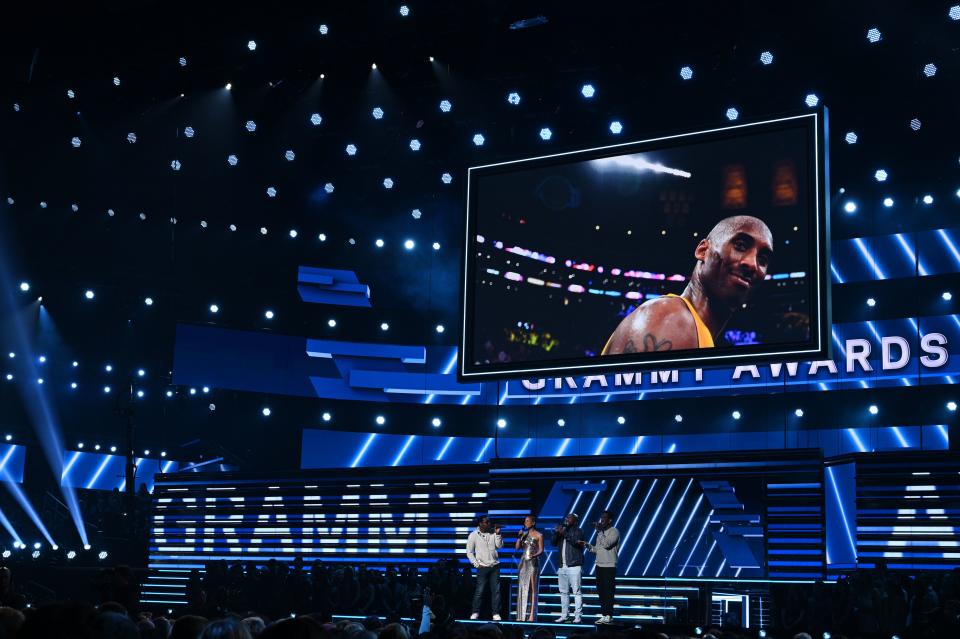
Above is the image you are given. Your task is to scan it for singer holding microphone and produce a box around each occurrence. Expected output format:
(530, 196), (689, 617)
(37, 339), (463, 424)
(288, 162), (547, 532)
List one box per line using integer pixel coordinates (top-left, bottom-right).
(552, 513), (585, 624)
(466, 515), (504, 621)
(515, 514), (544, 621)
(584, 510), (620, 625)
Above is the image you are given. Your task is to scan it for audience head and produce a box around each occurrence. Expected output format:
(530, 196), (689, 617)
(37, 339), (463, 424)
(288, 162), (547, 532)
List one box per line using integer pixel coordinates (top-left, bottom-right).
(243, 616), (266, 637)
(171, 615), (210, 639)
(201, 618), (253, 639)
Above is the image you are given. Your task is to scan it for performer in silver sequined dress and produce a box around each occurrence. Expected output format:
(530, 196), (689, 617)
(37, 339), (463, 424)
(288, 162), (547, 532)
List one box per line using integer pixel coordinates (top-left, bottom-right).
(515, 515), (544, 621)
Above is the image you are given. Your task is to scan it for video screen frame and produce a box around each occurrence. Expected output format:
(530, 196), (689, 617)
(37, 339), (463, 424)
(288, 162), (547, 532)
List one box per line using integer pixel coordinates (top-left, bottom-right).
(459, 110), (831, 380)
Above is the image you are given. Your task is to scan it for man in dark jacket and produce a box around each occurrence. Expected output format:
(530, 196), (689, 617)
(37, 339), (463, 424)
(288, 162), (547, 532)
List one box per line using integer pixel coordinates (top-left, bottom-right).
(551, 513), (584, 623)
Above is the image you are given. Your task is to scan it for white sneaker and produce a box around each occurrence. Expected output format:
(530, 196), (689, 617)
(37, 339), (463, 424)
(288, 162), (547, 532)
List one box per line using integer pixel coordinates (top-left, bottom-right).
(469, 613), (479, 620)
(554, 616), (568, 623)
(597, 615), (612, 624)
(492, 614), (502, 622)
(573, 617), (582, 624)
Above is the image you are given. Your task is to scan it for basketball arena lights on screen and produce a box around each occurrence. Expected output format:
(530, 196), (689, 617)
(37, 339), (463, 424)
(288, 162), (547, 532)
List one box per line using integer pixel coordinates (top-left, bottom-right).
(460, 110), (831, 380)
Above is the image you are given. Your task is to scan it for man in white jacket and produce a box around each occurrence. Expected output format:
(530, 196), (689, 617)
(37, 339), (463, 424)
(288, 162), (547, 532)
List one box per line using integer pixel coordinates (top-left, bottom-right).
(466, 515), (503, 621)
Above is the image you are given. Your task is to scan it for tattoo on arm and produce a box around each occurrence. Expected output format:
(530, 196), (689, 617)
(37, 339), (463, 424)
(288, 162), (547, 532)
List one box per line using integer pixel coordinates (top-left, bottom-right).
(623, 339), (637, 353)
(642, 333), (673, 351)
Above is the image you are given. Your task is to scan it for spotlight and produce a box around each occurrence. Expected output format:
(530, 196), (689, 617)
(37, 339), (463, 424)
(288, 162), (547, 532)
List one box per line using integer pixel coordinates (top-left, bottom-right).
(399, 5), (410, 16)
(319, 24), (329, 34)
(497, 418), (507, 429)
(98, 551), (108, 561)
(804, 93), (820, 107)
(245, 120), (257, 132)
(795, 408), (804, 417)
(103, 386), (111, 394)
(883, 197), (894, 208)
(84, 289), (95, 300)
(210, 304), (219, 313)
(372, 107), (384, 120)
(441, 173), (453, 184)
(760, 51), (773, 65)
(78, 442), (84, 449)
(227, 154), (238, 166)
(67, 89), (75, 99)
(380, 322), (389, 331)
(617, 416), (626, 425)
(376, 415), (385, 425)
(38, 355), (46, 363)
(266, 187), (277, 197)
(609, 120), (623, 134)
(674, 414), (683, 423)
(70, 382), (77, 389)
(869, 405), (879, 415)
(67, 550), (76, 559)
(260, 227), (268, 235)
(823, 633), (831, 639)
(874, 169), (888, 181)
(435, 324), (445, 333)
(284, 150), (295, 161)
(371, 63), (377, 70)
(345, 144), (358, 156)
(113, 76), (120, 86)
(202, 386), (209, 393)
(72, 361), (78, 367)
(144, 297), (154, 306)
(382, 178), (394, 189)
(845, 132), (858, 144)
(225, 83), (232, 90)
(105, 364), (113, 372)
(947, 401), (957, 411)
(1, 551), (9, 559)
(952, 5), (960, 20)
(83, 544), (91, 550)
(37, 378), (43, 385)
(247, 39), (256, 51)
(680, 66), (693, 80)
(923, 194), (934, 204)
(189, 388), (196, 395)
(695, 628), (702, 636)
(19, 281), (29, 292)
(507, 92), (521, 105)
(867, 297), (876, 307)
(110, 446), (117, 452)
(327, 319), (336, 328)
(310, 113), (323, 126)
(557, 419), (565, 427)
(432, 418), (441, 427)
(31, 550), (40, 559)
(843, 201), (857, 213)
(184, 126), (196, 138)
(759, 631), (767, 638)
(580, 84), (596, 98)
(539, 127), (553, 140)
(33, 542), (40, 550)
(910, 118), (921, 131)
(264, 310), (275, 320)
(472, 133), (485, 146)
(322, 412), (332, 422)
(725, 107), (739, 121)
(137, 368), (145, 377)
(4, 435), (9, 441)
(136, 390), (144, 398)
(409, 139), (421, 151)
(866, 27), (882, 43)
(178, 56), (187, 66)
(170, 159), (182, 171)
(404, 239), (415, 250)
(161, 451), (167, 457)
(439, 99), (452, 113)
(943, 292), (952, 301)
(262, 407), (271, 417)
(94, 444), (100, 451)
(289, 229), (298, 238)
(429, 56), (434, 62)
(4, 374), (10, 381)
(165, 390), (173, 398)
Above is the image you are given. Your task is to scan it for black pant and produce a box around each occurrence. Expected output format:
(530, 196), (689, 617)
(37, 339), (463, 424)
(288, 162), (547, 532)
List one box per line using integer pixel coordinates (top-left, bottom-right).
(596, 566), (616, 617)
(472, 565), (501, 615)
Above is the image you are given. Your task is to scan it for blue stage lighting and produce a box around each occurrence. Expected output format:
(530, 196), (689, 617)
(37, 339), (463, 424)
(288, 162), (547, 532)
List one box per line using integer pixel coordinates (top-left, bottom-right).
(136, 390), (144, 398)
(844, 201), (857, 213)
(472, 133), (485, 146)
(609, 120), (623, 134)
(67, 89), (75, 99)
(435, 324), (444, 333)
(31, 550), (39, 559)
(944, 291), (953, 301)
(264, 310), (274, 319)
(137, 368), (145, 377)
(874, 169), (888, 181)
(539, 127), (552, 140)
(126, 132), (137, 144)
(439, 99), (452, 112)
(5, 375), (11, 381)
(680, 66), (693, 80)
(104, 364), (112, 372)
(327, 318), (336, 328)
(144, 297), (153, 306)
(247, 39), (256, 51)
(375, 239), (384, 248)
(674, 414), (683, 423)
(399, 5), (409, 16)
(266, 186), (277, 197)
(805, 93), (819, 107)
(867, 297), (876, 307)
(441, 173), (452, 184)
(322, 412), (332, 422)
(759, 632), (767, 638)
(507, 92), (521, 105)
(375, 415), (385, 425)
(432, 242), (441, 250)
(318, 233), (326, 241)
(36, 378), (43, 385)
(285, 150), (295, 161)
(227, 154), (238, 166)
(404, 239), (415, 250)
(409, 139), (421, 151)
(557, 418), (565, 427)
(110, 446), (117, 452)
(71, 137), (81, 148)
(165, 390), (173, 398)
(883, 197), (894, 207)
(37, 355), (45, 364)
(382, 178), (394, 189)
(616, 416), (626, 425)
(923, 194), (934, 204)
(845, 132), (858, 144)
(372, 107), (384, 120)
(170, 160), (181, 171)
(869, 405), (879, 415)
(67, 550), (76, 559)
(93, 444), (100, 451)
(209, 304), (219, 313)
(380, 321), (389, 330)
(98, 551), (108, 560)
(224, 83), (232, 90)
(310, 113), (323, 126)
(84, 290), (94, 300)
(262, 407), (271, 417)
(952, 5), (960, 19)
(324, 183), (334, 193)
(202, 386), (209, 393)
(245, 120), (256, 132)
(910, 118), (921, 131)
(2, 551), (10, 559)
(319, 24), (329, 34)
(867, 28), (881, 43)
(431, 418), (441, 427)
(795, 408), (804, 417)
(760, 51), (774, 65)
(345, 144), (357, 156)
(6, 353), (12, 358)
(178, 56), (187, 66)
(189, 388), (196, 395)
(184, 126), (195, 138)
(923, 63), (937, 77)
(732, 410), (741, 419)
(112, 76), (120, 86)
(581, 84), (596, 98)
(288, 229), (298, 238)
(497, 418), (507, 429)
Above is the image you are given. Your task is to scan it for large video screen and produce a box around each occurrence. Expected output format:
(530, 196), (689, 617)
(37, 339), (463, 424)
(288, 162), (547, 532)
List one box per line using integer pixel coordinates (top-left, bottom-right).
(460, 112), (830, 379)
